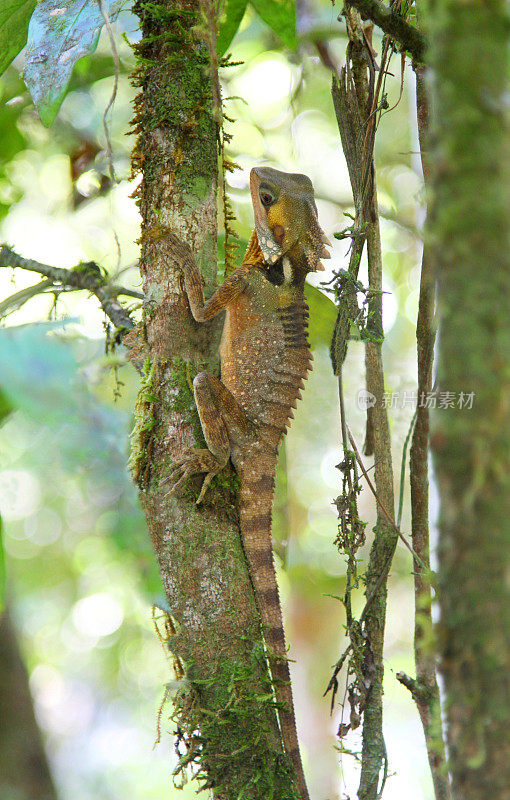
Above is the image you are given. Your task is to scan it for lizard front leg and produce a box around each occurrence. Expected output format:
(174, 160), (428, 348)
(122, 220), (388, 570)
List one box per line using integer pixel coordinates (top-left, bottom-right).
(166, 232), (248, 322)
(167, 372), (255, 504)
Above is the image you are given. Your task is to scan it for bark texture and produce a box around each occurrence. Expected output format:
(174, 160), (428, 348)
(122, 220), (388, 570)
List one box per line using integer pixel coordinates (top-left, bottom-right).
(406, 65), (451, 800)
(429, 3), (510, 799)
(0, 607), (58, 800)
(128, 2), (298, 797)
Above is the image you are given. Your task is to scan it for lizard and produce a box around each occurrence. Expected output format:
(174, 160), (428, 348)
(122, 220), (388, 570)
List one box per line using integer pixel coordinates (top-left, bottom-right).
(166, 167), (331, 800)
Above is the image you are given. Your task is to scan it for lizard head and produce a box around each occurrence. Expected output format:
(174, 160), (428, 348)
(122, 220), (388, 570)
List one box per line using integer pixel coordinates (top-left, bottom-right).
(250, 166), (331, 272)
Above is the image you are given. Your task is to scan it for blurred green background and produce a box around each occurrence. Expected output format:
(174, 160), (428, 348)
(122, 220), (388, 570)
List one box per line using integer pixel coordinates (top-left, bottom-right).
(0, 3), (433, 799)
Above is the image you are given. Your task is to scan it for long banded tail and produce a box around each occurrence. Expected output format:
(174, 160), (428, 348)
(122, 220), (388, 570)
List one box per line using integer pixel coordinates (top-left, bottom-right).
(239, 462), (310, 800)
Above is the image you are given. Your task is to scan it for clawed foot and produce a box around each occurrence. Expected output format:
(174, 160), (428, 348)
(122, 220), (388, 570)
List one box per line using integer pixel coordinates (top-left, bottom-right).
(164, 449), (225, 504)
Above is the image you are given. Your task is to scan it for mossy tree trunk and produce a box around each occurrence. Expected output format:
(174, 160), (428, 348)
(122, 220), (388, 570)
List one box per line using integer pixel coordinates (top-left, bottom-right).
(428, 3), (510, 799)
(128, 1), (298, 797)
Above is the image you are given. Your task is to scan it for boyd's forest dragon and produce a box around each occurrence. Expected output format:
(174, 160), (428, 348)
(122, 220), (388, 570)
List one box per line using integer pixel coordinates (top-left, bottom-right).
(167, 167), (331, 800)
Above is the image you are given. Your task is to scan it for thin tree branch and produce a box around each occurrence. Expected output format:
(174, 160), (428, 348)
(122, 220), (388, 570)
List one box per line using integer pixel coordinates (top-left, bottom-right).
(0, 245), (140, 332)
(96, 0), (120, 185)
(346, 425), (428, 571)
(395, 670), (431, 702)
(0, 279), (56, 318)
(344, 0), (427, 62)
(407, 65), (452, 800)
(344, 16), (396, 799)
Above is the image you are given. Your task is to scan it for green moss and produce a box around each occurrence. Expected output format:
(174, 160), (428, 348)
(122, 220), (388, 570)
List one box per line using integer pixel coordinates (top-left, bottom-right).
(166, 641), (301, 799)
(168, 357), (205, 446)
(128, 357), (160, 488)
(131, 0), (218, 201)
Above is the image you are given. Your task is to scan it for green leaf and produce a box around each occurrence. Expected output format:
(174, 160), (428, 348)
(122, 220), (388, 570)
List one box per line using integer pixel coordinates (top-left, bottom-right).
(305, 283), (337, 349)
(23, 0), (123, 126)
(218, 0), (248, 56)
(0, 389), (13, 423)
(0, 322), (129, 467)
(250, 0), (296, 49)
(0, 0), (36, 77)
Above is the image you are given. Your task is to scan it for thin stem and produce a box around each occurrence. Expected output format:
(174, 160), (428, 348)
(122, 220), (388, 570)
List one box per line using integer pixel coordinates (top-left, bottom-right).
(96, 0), (120, 184)
(407, 64), (452, 800)
(347, 425), (428, 571)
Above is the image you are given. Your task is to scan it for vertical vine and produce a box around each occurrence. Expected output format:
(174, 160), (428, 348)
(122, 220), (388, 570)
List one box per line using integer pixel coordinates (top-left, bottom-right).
(327, 10), (397, 799)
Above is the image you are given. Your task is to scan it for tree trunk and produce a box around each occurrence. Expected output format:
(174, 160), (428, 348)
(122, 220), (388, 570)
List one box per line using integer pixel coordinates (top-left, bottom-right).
(0, 606), (58, 800)
(428, 3), (510, 799)
(128, 1), (298, 797)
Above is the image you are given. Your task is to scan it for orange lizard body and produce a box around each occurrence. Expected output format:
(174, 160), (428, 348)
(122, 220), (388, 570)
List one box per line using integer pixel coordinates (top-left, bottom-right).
(167, 167), (330, 800)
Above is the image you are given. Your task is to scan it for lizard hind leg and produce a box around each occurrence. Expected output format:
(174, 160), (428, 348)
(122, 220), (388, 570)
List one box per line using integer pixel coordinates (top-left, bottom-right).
(167, 372), (254, 504)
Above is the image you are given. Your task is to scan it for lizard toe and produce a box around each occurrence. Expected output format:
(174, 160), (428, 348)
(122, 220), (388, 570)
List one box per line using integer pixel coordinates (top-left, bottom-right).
(195, 470), (219, 505)
(166, 471), (191, 497)
(164, 449), (226, 501)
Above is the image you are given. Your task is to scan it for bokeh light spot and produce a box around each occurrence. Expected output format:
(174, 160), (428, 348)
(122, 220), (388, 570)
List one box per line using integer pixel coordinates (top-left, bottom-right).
(72, 593), (123, 638)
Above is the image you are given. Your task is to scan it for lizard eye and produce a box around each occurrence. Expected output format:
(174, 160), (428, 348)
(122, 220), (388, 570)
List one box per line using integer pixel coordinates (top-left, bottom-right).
(260, 189), (275, 207)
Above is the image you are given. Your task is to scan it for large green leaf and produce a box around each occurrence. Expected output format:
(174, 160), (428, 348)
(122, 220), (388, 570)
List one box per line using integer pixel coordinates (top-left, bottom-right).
(0, 324), (161, 599)
(0, 0), (36, 77)
(0, 322), (126, 464)
(218, 0), (297, 54)
(305, 283), (336, 349)
(0, 389), (13, 422)
(23, 0), (123, 126)
(250, 0), (296, 49)
(0, 322), (80, 420)
(218, 0), (249, 56)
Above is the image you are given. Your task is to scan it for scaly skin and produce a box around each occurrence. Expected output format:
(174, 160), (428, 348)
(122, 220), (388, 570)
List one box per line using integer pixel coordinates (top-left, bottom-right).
(167, 167), (330, 800)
